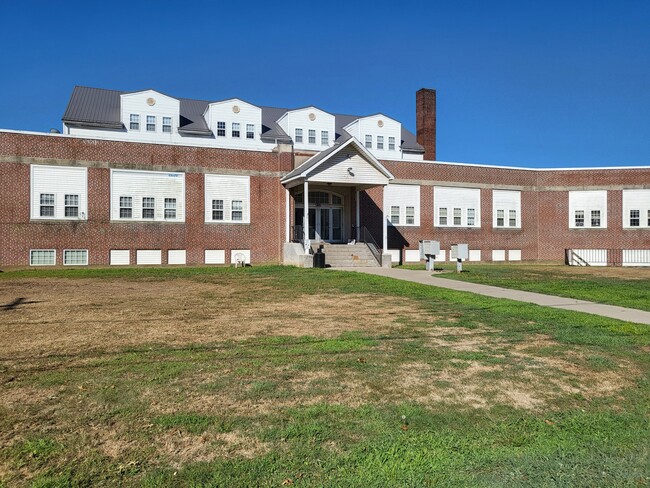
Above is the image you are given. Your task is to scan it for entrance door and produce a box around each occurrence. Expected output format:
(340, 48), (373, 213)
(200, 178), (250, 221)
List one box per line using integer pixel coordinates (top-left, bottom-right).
(318, 208), (330, 241)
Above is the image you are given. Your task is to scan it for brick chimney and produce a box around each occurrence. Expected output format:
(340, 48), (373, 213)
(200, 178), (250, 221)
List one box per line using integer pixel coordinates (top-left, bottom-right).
(416, 88), (436, 160)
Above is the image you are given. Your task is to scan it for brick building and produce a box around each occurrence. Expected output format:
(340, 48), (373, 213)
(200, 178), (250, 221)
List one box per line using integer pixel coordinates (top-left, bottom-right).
(0, 86), (648, 267)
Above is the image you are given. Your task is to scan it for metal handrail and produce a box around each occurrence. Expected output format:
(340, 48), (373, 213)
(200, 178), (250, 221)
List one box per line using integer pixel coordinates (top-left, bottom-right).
(352, 226), (382, 266)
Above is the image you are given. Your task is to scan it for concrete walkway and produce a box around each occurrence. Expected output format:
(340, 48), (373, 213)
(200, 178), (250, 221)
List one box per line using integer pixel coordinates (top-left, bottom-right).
(335, 267), (650, 325)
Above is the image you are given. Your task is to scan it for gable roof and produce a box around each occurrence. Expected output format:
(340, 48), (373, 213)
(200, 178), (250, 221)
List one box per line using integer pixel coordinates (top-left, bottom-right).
(61, 86), (424, 151)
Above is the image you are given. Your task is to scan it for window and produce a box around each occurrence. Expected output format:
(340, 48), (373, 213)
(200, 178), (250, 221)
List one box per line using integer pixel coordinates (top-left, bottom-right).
(232, 200), (243, 221)
(390, 206), (400, 225)
(439, 208), (448, 225)
(309, 191), (329, 205)
(496, 209), (505, 227)
(365, 134), (372, 149)
(246, 124), (255, 139)
(64, 194), (79, 217)
(146, 115), (156, 132)
(509, 210), (517, 227)
(321, 130), (329, 145)
(591, 210), (601, 227)
(575, 210), (585, 227)
(142, 197), (155, 219)
(217, 121), (226, 137)
(467, 208), (476, 226)
(331, 194), (342, 205)
(388, 136), (396, 150)
(40, 193), (54, 217)
(130, 114), (140, 130)
(295, 128), (303, 143)
(164, 198), (177, 220)
(453, 208), (462, 225)
(30, 250), (55, 266)
(64, 249), (88, 266)
(406, 206), (415, 225)
(232, 123), (240, 138)
(648, 210), (650, 227)
(377, 136), (384, 150)
(120, 196), (132, 218)
(630, 210), (640, 227)
(162, 117), (172, 133)
(212, 199), (224, 221)
(308, 129), (316, 144)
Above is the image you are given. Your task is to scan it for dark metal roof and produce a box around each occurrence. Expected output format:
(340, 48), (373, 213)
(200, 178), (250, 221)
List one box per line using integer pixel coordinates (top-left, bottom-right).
(61, 86), (424, 151)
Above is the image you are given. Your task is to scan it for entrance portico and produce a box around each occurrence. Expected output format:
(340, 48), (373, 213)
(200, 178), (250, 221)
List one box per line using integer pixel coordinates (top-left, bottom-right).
(281, 137), (394, 254)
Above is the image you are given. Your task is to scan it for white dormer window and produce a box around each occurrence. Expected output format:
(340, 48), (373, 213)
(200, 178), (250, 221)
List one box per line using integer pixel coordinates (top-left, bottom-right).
(295, 128), (303, 143)
(246, 124), (255, 139)
(232, 123), (240, 138)
(308, 129), (316, 144)
(321, 130), (329, 145)
(162, 117), (172, 133)
(130, 114), (140, 130)
(377, 136), (384, 150)
(146, 116), (156, 132)
(388, 137), (396, 151)
(217, 121), (226, 137)
(365, 135), (372, 149)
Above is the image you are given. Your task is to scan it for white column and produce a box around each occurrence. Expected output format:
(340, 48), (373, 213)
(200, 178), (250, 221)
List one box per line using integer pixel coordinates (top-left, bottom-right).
(285, 188), (290, 242)
(303, 180), (310, 253)
(382, 185), (388, 253)
(355, 189), (361, 241)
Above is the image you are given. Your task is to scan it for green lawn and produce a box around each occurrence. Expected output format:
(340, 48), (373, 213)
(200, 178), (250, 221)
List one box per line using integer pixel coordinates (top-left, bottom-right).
(399, 263), (650, 312)
(1, 266), (649, 486)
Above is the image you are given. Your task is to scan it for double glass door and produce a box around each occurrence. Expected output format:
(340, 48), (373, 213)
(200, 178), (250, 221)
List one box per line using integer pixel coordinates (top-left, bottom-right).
(297, 207), (343, 242)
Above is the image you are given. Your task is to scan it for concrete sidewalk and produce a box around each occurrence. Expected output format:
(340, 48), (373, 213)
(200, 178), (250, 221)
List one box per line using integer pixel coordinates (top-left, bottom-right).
(335, 267), (650, 325)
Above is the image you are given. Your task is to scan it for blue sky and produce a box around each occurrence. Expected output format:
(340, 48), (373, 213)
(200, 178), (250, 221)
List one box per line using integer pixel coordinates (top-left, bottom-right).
(0, 0), (648, 168)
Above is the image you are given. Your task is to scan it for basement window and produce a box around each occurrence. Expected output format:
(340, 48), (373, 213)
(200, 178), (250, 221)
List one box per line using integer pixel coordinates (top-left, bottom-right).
(142, 197), (155, 219)
(64, 249), (88, 266)
(64, 194), (79, 217)
(30, 249), (56, 266)
(591, 210), (601, 227)
(212, 199), (224, 221)
(40, 193), (55, 217)
(129, 114), (140, 130)
(575, 210), (585, 227)
(390, 206), (400, 225)
(162, 117), (172, 133)
(217, 121), (226, 137)
(232, 200), (243, 221)
(388, 136), (395, 151)
(119, 196), (132, 219)
(164, 198), (177, 220)
(630, 210), (640, 227)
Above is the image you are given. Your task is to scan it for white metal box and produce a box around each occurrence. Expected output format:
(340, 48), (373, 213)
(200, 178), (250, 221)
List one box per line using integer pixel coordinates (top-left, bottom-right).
(419, 240), (440, 259)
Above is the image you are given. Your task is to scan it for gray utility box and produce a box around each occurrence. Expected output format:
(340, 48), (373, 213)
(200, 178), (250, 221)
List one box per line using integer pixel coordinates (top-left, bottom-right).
(419, 240), (441, 259)
(451, 243), (469, 261)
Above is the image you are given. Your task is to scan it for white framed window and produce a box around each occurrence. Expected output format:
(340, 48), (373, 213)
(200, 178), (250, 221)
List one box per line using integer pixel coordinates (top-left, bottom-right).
(439, 208), (448, 226)
(435, 187), (481, 228)
(63, 249), (88, 266)
(212, 199), (224, 220)
(146, 115), (156, 132)
(509, 210), (517, 227)
(467, 208), (476, 226)
(30, 249), (55, 266)
(496, 209), (505, 227)
(295, 128), (303, 143)
(406, 206), (415, 225)
(31, 165), (88, 221)
(569, 190), (607, 229)
(129, 114), (140, 130)
(120, 196), (133, 218)
(453, 208), (462, 225)
(365, 134), (372, 149)
(217, 121), (226, 137)
(204, 174), (250, 224)
(232, 200), (243, 221)
(40, 193), (55, 217)
(308, 129), (316, 144)
(164, 198), (177, 220)
(493, 190), (521, 228)
(390, 206), (400, 224)
(622, 189), (650, 229)
(162, 117), (172, 133)
(388, 136), (396, 151)
(630, 210), (640, 227)
(321, 130), (329, 145)
(232, 123), (240, 138)
(142, 197), (155, 219)
(377, 135), (384, 150)
(246, 124), (255, 139)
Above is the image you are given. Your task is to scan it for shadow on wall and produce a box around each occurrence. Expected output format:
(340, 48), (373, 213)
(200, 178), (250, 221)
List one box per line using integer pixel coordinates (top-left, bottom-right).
(359, 192), (410, 252)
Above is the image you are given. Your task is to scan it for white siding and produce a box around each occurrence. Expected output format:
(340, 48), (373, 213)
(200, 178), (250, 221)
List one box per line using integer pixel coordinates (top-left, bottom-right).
(347, 114), (402, 160)
(121, 90), (180, 143)
(110, 169), (185, 222)
(279, 107), (335, 151)
(136, 250), (162, 265)
(469, 250), (482, 262)
(493, 190), (521, 228)
(384, 184), (420, 226)
(569, 190), (608, 229)
(492, 250), (506, 261)
(30, 165), (88, 220)
(508, 250), (522, 261)
(622, 250), (650, 267)
(230, 250), (251, 264)
(205, 250), (226, 264)
(204, 174), (251, 224)
(110, 250), (130, 265)
(405, 249), (421, 262)
(434, 187), (481, 227)
(308, 149), (389, 186)
(622, 189), (650, 229)
(167, 250), (186, 265)
(204, 98), (267, 151)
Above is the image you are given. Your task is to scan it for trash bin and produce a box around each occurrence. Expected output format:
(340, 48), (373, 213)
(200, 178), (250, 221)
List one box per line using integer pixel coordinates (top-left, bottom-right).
(313, 246), (326, 268)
